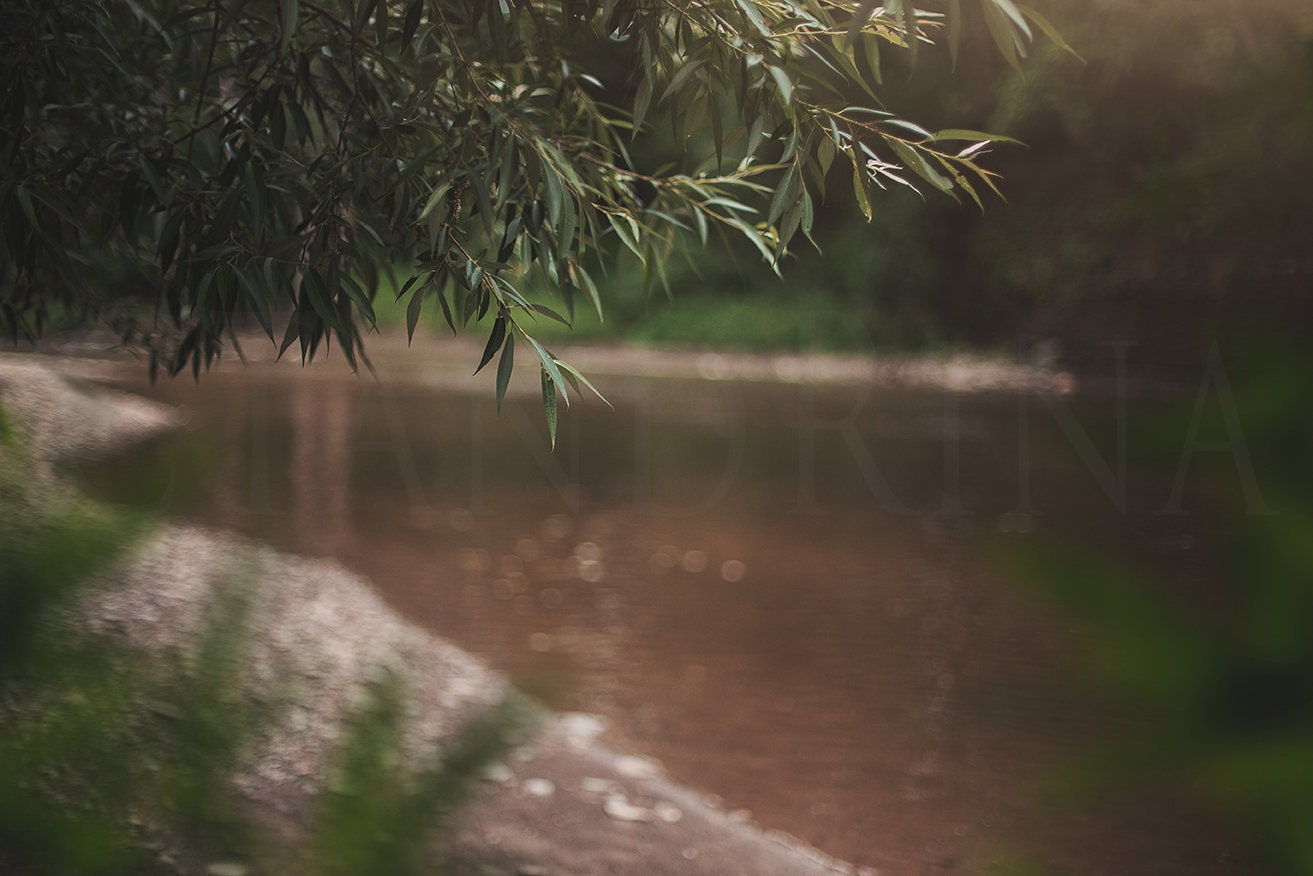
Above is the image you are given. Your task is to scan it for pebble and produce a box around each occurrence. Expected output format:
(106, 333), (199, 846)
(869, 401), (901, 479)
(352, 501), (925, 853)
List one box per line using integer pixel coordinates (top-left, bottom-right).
(603, 797), (656, 822)
(580, 776), (616, 794)
(521, 777), (556, 797)
(480, 762), (513, 783)
(613, 754), (660, 778)
(654, 801), (683, 823)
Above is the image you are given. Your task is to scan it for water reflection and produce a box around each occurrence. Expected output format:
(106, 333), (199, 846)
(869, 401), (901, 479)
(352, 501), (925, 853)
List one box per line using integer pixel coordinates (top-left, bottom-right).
(91, 346), (1254, 875)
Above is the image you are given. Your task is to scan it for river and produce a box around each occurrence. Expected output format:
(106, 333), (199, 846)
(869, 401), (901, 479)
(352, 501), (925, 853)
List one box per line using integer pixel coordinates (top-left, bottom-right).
(82, 335), (1256, 875)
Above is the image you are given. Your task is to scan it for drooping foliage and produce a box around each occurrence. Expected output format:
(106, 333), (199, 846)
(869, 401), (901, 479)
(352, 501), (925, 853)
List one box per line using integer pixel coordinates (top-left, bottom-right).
(0, 0), (1047, 441)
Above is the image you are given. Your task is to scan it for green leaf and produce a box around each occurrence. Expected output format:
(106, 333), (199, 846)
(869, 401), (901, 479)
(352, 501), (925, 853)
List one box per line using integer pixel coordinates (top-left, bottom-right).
(419, 182), (451, 220)
(862, 28), (883, 83)
(852, 163), (872, 221)
(986, 0), (1032, 40)
(982, 0), (1023, 68)
(406, 285), (424, 343)
(474, 314), (506, 374)
(401, 0), (422, 44)
(882, 118), (934, 140)
(527, 335), (569, 406)
(303, 269), (344, 332)
(846, 0), (881, 47)
(541, 368), (558, 450)
(394, 273), (420, 302)
(557, 360), (613, 409)
(557, 196), (576, 260)
(779, 192), (804, 251)
(632, 73), (654, 137)
(799, 188), (818, 249)
(278, 310), (301, 360)
(660, 59), (706, 105)
(543, 165), (564, 229)
(768, 165), (799, 225)
(768, 65), (794, 106)
(234, 265), (276, 341)
(609, 212), (644, 262)
(577, 266), (604, 320)
(279, 0), (298, 51)
(932, 129), (1021, 145)
(947, 0), (962, 66)
(495, 330), (515, 414)
(710, 98), (724, 171)
(470, 174), (495, 239)
(1016, 3), (1083, 61)
(890, 139), (954, 193)
(528, 304), (571, 326)
(435, 281), (457, 335)
(732, 0), (772, 37)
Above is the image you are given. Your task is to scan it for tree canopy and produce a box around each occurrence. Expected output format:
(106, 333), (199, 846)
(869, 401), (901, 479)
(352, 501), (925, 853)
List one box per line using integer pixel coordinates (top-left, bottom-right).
(1, 0), (1052, 443)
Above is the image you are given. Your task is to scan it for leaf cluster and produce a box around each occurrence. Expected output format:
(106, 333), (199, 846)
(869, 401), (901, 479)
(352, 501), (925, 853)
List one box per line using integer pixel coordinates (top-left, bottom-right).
(0, 0), (1046, 443)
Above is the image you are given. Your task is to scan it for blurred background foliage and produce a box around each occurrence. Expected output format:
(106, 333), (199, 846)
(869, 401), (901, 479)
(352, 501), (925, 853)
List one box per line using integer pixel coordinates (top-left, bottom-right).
(996, 340), (1313, 874)
(383, 0), (1311, 375)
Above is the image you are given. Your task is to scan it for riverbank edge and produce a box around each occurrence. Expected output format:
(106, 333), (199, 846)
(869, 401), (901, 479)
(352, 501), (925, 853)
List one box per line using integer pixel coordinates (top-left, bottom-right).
(0, 352), (864, 876)
(19, 327), (1078, 396)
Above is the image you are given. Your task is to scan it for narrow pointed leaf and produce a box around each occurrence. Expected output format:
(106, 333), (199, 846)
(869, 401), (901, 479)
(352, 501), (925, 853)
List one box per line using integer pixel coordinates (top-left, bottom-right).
(660, 59), (706, 104)
(948, 0), (962, 66)
(557, 360), (613, 409)
(279, 0), (299, 51)
(853, 163), (872, 221)
(768, 66), (794, 106)
(541, 369), (558, 450)
(529, 303), (571, 325)
(474, 314), (507, 374)
(1017, 4), (1082, 60)
(846, 0), (880, 47)
(496, 330), (515, 413)
(527, 335), (569, 405)
(406, 285), (424, 343)
(632, 74), (654, 137)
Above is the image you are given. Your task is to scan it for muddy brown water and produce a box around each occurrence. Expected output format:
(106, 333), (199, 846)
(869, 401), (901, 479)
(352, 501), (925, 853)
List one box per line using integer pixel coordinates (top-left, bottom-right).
(83, 342), (1256, 875)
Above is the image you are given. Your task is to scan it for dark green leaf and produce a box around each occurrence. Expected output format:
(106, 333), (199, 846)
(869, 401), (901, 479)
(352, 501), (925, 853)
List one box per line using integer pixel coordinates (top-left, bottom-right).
(474, 314), (507, 374)
(406, 285), (424, 343)
(541, 368), (558, 450)
(947, 0), (962, 67)
(557, 360), (612, 408)
(401, 0), (422, 44)
(280, 0), (298, 51)
(660, 59), (706, 104)
(435, 281), (457, 335)
(527, 335), (569, 406)
(846, 0), (880, 47)
(495, 330), (515, 414)
(890, 139), (954, 192)
(768, 66), (793, 107)
(632, 73), (654, 136)
(529, 304), (570, 326)
(395, 273), (420, 302)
